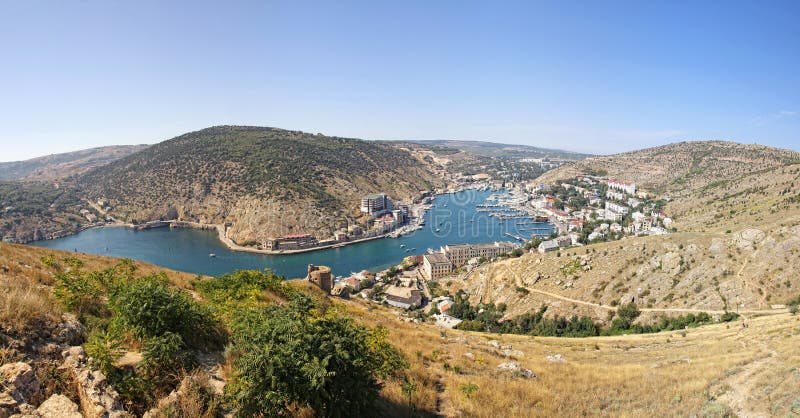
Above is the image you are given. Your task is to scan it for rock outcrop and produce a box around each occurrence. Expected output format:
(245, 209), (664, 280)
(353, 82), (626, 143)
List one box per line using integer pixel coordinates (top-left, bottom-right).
(0, 362), (39, 405)
(60, 347), (128, 418)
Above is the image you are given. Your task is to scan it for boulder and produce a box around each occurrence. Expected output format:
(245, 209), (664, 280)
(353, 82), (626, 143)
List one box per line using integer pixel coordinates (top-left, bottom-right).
(733, 228), (765, 250)
(0, 391), (18, 418)
(56, 314), (85, 346)
(36, 394), (82, 418)
(497, 362), (520, 372)
(0, 363), (38, 404)
(497, 362), (536, 379)
(61, 347), (86, 370)
(660, 252), (682, 276)
(61, 348), (128, 418)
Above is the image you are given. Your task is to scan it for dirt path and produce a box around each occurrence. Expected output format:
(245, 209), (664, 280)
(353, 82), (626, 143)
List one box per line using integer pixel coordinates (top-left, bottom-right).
(714, 325), (777, 417)
(499, 265), (786, 316)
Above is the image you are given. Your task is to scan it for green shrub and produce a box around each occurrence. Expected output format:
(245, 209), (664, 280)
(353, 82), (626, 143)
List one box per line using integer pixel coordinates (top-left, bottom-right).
(54, 271), (105, 316)
(109, 276), (223, 350)
(141, 331), (193, 375)
(84, 330), (124, 377)
(227, 296), (407, 417)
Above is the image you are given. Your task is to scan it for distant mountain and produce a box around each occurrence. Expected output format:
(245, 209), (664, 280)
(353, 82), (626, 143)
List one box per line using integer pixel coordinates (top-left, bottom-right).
(76, 126), (442, 244)
(0, 145), (149, 181)
(408, 139), (592, 160)
(535, 140), (799, 195)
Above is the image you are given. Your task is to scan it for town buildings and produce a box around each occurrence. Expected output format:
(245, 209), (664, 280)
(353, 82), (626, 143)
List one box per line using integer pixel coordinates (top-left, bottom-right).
(442, 241), (515, 267)
(608, 179), (636, 195)
(264, 234), (318, 250)
(360, 193), (392, 216)
(422, 252), (453, 280)
(384, 286), (423, 310)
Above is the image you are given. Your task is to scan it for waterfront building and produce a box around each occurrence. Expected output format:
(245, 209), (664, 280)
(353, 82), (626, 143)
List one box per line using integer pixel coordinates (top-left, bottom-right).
(422, 253), (453, 279)
(264, 234), (318, 250)
(360, 193), (393, 216)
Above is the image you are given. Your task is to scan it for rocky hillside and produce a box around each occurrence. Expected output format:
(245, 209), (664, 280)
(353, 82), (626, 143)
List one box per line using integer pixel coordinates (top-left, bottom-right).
(535, 140), (799, 196)
(2, 243), (798, 417)
(77, 126), (442, 244)
(0, 145), (148, 181)
(446, 141), (800, 320)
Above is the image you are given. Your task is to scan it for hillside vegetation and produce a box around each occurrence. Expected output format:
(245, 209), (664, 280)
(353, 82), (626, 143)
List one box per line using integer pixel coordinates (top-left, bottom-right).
(2, 243), (798, 417)
(77, 126), (441, 244)
(0, 181), (88, 243)
(0, 145), (148, 181)
(448, 141), (800, 321)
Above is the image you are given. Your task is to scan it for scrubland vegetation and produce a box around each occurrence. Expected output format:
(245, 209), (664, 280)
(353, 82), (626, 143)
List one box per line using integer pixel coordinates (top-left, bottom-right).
(2, 243), (800, 416)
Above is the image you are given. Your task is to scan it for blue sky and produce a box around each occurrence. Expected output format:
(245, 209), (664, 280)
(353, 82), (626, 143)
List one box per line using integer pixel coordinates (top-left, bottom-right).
(1, 0), (798, 161)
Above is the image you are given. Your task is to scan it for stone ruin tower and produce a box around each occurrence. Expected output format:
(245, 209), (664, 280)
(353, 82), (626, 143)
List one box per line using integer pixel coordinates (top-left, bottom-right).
(306, 264), (332, 294)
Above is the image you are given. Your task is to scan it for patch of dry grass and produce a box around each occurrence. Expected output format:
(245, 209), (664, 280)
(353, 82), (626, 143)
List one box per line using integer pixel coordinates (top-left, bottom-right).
(0, 274), (60, 331)
(343, 298), (800, 417)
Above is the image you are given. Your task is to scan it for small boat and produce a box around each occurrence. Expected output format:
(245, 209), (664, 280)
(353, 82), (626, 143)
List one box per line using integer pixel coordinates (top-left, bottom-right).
(400, 244), (406, 248)
(209, 253), (216, 258)
(435, 228), (441, 232)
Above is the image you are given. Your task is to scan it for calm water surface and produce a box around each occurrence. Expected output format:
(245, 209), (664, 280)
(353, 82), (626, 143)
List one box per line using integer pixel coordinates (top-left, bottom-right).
(32, 190), (552, 278)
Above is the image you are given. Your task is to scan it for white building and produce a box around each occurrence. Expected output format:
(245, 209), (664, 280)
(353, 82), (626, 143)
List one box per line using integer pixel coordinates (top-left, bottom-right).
(360, 193), (392, 216)
(608, 180), (636, 195)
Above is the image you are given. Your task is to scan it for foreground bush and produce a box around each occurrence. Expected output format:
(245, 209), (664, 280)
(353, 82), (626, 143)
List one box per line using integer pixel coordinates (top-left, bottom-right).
(227, 295), (407, 417)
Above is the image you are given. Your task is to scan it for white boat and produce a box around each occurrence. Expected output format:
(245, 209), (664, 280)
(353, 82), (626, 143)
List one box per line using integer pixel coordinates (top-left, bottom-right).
(209, 253), (216, 258)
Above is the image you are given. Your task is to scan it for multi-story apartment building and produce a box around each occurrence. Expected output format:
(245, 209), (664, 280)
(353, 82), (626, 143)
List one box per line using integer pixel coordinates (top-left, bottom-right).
(441, 241), (515, 267)
(607, 180), (636, 195)
(422, 253), (453, 280)
(360, 193), (392, 216)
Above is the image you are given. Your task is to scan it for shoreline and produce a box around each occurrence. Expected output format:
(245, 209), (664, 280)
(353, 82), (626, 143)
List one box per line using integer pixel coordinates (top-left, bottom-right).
(23, 184), (495, 255)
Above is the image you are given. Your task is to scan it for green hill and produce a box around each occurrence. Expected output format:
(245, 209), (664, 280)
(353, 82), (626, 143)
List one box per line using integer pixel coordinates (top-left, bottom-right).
(77, 126), (441, 244)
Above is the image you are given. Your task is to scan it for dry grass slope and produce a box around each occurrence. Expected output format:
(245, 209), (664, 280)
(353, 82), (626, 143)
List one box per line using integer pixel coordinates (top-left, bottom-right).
(1, 242), (798, 416)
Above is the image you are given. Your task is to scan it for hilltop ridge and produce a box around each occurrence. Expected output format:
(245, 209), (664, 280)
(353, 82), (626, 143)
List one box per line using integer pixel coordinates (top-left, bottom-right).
(0, 145), (148, 181)
(76, 125), (442, 244)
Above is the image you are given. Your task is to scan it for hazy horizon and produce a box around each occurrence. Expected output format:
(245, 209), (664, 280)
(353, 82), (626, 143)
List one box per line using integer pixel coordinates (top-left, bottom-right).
(2, 1), (799, 161)
(4, 129), (799, 163)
